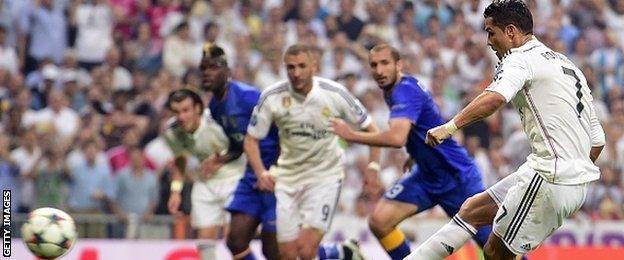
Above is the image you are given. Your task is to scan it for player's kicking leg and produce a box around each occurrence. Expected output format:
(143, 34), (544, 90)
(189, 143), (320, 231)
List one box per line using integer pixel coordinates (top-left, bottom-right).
(484, 166), (587, 259)
(406, 169), (527, 260)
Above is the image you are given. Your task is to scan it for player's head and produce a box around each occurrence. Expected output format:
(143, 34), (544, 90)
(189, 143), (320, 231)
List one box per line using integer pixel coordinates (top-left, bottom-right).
(283, 44), (316, 93)
(368, 44), (403, 89)
(483, 0), (533, 57)
(166, 88), (204, 132)
(200, 43), (230, 93)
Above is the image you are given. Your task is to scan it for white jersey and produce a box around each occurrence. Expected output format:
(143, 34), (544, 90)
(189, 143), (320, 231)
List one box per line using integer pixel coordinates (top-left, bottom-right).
(486, 38), (605, 185)
(248, 76), (371, 186)
(164, 109), (245, 183)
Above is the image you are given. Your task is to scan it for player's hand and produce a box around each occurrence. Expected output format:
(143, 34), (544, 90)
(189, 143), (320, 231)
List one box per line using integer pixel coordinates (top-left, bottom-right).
(329, 118), (353, 140)
(402, 157), (415, 173)
(201, 155), (223, 179)
(256, 170), (275, 192)
(168, 192), (182, 214)
(363, 169), (381, 197)
(425, 125), (452, 146)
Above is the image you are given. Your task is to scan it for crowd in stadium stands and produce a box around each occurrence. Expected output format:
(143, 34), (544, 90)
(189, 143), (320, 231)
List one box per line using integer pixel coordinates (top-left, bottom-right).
(1, 0), (623, 238)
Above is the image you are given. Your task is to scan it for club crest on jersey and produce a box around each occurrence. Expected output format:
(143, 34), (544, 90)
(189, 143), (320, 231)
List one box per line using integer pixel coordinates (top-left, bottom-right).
(322, 106), (332, 118)
(282, 97), (291, 108)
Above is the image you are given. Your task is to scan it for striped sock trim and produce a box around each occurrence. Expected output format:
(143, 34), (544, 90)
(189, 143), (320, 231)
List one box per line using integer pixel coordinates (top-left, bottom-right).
(380, 228), (406, 251)
(452, 215), (477, 236)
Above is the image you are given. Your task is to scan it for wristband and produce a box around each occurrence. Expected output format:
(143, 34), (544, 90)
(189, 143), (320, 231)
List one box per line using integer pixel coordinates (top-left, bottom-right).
(444, 120), (458, 135)
(367, 162), (381, 172)
(170, 180), (183, 193)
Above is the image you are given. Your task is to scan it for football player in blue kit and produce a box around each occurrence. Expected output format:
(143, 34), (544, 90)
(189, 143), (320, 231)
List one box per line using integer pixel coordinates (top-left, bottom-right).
(199, 43), (362, 260)
(330, 44), (493, 260)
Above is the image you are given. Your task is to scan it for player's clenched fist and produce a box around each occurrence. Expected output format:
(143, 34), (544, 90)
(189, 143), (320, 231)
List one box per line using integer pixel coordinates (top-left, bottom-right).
(256, 170), (276, 192)
(425, 120), (458, 146)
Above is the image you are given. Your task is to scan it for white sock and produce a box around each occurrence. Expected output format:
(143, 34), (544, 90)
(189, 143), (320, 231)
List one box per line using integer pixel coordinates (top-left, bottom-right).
(404, 215), (476, 260)
(198, 240), (217, 260)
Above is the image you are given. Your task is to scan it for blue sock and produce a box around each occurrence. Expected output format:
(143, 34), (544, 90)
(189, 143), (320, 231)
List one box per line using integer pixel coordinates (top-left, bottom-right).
(242, 254), (256, 260)
(318, 243), (342, 259)
(387, 240), (411, 260)
(474, 224), (493, 248)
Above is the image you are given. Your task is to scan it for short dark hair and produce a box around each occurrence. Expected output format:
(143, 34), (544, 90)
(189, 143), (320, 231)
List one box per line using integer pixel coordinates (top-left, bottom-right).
(483, 0), (533, 35)
(166, 88), (204, 111)
(370, 44), (401, 61)
(284, 44), (313, 59)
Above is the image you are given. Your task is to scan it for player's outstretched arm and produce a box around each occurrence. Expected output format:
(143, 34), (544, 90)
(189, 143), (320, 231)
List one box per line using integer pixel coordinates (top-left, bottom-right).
(331, 118), (411, 148)
(426, 91), (506, 146)
(243, 134), (275, 191)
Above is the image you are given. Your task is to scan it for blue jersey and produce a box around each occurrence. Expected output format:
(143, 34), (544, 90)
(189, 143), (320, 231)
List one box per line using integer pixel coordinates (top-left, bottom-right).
(209, 81), (280, 181)
(386, 76), (479, 192)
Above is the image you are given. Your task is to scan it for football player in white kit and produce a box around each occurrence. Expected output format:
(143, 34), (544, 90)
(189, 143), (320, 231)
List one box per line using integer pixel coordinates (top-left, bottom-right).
(407, 1), (606, 259)
(164, 88), (246, 259)
(244, 44), (381, 260)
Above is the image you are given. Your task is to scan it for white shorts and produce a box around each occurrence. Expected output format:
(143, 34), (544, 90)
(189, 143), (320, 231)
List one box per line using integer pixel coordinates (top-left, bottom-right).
(487, 163), (588, 255)
(190, 180), (238, 228)
(275, 178), (343, 242)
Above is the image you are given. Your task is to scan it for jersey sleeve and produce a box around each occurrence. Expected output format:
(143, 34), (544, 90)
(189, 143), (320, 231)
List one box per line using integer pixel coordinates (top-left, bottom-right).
(389, 83), (424, 123)
(588, 98), (606, 147)
(336, 90), (371, 129)
(486, 53), (532, 102)
(226, 91), (261, 154)
(247, 96), (273, 139)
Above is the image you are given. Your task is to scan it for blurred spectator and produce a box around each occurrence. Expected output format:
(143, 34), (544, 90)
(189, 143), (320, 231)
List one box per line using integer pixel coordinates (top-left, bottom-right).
(27, 90), (80, 145)
(590, 31), (624, 98)
(107, 126), (157, 175)
(66, 138), (113, 237)
(99, 46), (132, 90)
(74, 0), (114, 70)
(10, 128), (41, 213)
(127, 21), (162, 73)
(585, 165), (624, 220)
(336, 0), (364, 41)
(18, 0), (68, 72)
(0, 25), (18, 74)
(33, 137), (70, 209)
(162, 22), (200, 79)
(111, 146), (159, 238)
(0, 134), (20, 213)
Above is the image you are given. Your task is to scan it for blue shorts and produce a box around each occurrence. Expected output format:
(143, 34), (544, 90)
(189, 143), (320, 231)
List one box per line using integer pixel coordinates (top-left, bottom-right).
(225, 174), (277, 232)
(384, 168), (485, 216)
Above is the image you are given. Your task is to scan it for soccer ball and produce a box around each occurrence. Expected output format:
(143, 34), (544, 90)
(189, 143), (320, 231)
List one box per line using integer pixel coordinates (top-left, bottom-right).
(21, 207), (77, 259)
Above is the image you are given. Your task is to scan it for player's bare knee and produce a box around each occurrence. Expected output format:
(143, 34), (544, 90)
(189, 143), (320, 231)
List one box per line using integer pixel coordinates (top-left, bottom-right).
(368, 213), (392, 237)
(298, 243), (318, 260)
(458, 196), (479, 223)
(225, 233), (247, 254)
